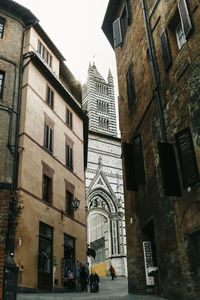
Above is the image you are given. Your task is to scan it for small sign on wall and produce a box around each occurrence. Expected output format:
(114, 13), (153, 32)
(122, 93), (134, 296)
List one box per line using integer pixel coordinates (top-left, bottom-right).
(143, 241), (154, 286)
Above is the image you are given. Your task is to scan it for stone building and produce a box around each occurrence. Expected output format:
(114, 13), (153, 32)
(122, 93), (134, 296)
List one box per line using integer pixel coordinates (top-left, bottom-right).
(103, 0), (200, 298)
(0, 0), (88, 295)
(82, 63), (127, 277)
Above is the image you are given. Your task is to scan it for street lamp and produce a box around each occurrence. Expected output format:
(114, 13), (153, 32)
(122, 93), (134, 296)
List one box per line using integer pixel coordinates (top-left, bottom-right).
(72, 198), (80, 209)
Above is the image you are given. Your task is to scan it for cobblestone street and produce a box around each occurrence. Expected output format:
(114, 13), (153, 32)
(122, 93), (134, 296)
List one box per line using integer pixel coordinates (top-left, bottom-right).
(17, 277), (163, 300)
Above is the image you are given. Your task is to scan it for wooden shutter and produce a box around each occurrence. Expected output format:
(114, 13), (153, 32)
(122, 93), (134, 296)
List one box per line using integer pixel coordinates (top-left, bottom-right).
(123, 142), (137, 190)
(45, 124), (49, 149)
(49, 127), (53, 152)
(175, 127), (200, 188)
(158, 142), (181, 196)
(160, 29), (172, 72)
(126, 63), (136, 108)
(178, 0), (192, 38)
(113, 18), (122, 48)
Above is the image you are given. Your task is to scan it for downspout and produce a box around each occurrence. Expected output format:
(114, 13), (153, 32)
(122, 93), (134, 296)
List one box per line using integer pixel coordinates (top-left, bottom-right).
(12, 30), (25, 190)
(141, 0), (167, 143)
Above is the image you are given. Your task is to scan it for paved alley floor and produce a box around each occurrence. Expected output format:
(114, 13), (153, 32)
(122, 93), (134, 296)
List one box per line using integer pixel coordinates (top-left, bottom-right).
(17, 277), (163, 300)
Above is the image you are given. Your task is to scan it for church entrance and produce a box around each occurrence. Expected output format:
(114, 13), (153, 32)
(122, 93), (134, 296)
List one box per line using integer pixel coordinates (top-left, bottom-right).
(88, 213), (108, 276)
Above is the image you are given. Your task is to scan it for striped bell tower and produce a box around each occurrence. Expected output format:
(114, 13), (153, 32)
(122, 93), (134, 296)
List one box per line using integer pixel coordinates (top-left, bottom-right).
(82, 62), (117, 137)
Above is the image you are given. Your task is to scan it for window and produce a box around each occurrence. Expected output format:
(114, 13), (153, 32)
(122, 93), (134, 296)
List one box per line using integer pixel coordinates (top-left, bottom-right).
(123, 134), (145, 191)
(126, 62), (136, 108)
(66, 144), (73, 170)
(175, 22), (186, 49)
(161, 0), (192, 70)
(66, 190), (74, 217)
(97, 100), (109, 113)
(0, 70), (5, 99)
(37, 40), (52, 68)
(158, 142), (181, 196)
(43, 174), (52, 203)
(0, 17), (5, 39)
(99, 117), (109, 129)
(112, 0), (131, 48)
(44, 124), (53, 153)
(66, 108), (72, 129)
(46, 86), (54, 108)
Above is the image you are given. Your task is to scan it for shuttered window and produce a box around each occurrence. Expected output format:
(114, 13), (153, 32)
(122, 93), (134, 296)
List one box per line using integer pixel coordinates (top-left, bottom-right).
(126, 63), (136, 108)
(175, 127), (200, 188)
(160, 29), (172, 72)
(158, 142), (181, 196)
(66, 144), (73, 170)
(66, 108), (73, 129)
(46, 86), (54, 108)
(45, 124), (53, 153)
(113, 0), (132, 48)
(123, 135), (145, 191)
(43, 174), (52, 203)
(0, 17), (5, 39)
(178, 0), (192, 38)
(0, 70), (5, 99)
(113, 18), (122, 48)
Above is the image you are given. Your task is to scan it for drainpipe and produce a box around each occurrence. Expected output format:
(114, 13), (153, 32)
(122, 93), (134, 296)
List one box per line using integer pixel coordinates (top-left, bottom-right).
(141, 0), (167, 143)
(12, 30), (25, 190)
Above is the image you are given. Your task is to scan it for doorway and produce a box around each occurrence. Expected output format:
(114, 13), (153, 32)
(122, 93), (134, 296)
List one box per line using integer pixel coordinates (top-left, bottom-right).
(38, 222), (53, 291)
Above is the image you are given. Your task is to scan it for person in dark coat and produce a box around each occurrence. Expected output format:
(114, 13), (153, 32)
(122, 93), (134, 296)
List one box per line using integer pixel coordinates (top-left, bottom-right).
(80, 266), (89, 292)
(90, 271), (99, 293)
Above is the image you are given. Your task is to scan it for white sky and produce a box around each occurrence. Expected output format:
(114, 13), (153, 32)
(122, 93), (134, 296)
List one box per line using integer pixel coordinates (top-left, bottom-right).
(15, 0), (118, 93)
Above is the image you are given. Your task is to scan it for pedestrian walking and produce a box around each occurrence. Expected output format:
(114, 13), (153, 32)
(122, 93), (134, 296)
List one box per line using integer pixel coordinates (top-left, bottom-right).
(109, 265), (116, 280)
(90, 270), (99, 293)
(80, 265), (89, 292)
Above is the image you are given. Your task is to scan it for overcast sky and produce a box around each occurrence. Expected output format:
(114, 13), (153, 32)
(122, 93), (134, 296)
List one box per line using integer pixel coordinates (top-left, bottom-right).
(15, 0), (118, 92)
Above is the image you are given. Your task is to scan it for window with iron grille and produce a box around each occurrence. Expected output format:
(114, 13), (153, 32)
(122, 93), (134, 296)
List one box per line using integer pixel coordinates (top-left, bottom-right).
(44, 124), (53, 153)
(66, 144), (73, 170)
(0, 17), (5, 39)
(0, 70), (5, 99)
(66, 108), (72, 129)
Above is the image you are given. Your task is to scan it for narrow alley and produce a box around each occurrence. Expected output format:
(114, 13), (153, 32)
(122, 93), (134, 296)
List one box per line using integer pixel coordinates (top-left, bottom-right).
(17, 277), (163, 300)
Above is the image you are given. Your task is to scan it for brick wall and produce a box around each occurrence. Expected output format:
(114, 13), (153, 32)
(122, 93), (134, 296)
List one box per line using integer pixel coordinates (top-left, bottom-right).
(0, 190), (10, 300)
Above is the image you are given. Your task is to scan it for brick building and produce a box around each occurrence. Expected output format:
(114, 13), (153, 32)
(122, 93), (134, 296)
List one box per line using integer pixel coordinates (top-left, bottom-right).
(82, 63), (127, 277)
(103, 0), (200, 299)
(0, 0), (88, 295)
(0, 2), (37, 298)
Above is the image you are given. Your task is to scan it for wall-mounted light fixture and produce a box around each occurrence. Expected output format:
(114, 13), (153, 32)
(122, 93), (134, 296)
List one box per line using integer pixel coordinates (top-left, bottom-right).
(72, 198), (80, 209)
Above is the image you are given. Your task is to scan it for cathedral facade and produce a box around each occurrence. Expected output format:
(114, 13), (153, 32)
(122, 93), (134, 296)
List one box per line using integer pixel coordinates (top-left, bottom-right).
(82, 63), (127, 277)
